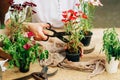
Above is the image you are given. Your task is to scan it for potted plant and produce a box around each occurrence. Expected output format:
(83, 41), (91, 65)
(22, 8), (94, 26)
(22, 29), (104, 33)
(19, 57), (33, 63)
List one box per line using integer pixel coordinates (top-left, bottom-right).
(0, 1), (48, 73)
(102, 28), (120, 73)
(62, 9), (84, 62)
(79, 0), (103, 46)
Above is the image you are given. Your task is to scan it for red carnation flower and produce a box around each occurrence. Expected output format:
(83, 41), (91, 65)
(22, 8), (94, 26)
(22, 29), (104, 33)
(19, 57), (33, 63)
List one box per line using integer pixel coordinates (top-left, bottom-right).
(27, 32), (34, 38)
(23, 43), (31, 50)
(68, 9), (74, 14)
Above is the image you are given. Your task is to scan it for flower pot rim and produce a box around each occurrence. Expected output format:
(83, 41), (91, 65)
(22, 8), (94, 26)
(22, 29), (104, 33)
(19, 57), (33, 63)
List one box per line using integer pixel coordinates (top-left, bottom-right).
(84, 31), (93, 36)
(65, 48), (82, 54)
(65, 49), (81, 62)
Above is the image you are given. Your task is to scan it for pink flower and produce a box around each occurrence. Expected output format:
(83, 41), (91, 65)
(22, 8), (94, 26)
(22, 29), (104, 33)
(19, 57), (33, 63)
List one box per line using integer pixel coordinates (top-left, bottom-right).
(27, 32), (34, 38)
(75, 3), (80, 7)
(23, 43), (31, 50)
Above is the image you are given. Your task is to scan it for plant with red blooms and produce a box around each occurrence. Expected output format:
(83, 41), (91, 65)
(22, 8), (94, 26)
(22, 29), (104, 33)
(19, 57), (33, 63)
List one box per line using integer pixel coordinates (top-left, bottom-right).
(0, 31), (43, 69)
(0, 1), (49, 71)
(62, 9), (84, 54)
(78, 0), (103, 35)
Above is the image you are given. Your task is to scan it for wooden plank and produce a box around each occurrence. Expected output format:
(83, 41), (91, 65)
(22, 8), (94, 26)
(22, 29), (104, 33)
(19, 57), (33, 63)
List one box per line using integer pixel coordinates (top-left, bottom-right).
(0, 48), (12, 60)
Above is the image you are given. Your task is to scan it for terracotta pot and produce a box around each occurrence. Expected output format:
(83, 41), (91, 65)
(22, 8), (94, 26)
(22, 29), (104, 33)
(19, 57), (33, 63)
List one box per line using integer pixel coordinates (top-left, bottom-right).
(105, 57), (119, 73)
(65, 49), (81, 62)
(81, 31), (93, 46)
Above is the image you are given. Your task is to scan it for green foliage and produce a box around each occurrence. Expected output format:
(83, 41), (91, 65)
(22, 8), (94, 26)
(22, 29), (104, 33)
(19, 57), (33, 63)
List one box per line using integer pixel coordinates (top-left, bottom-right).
(79, 0), (103, 35)
(0, 24), (5, 29)
(64, 21), (84, 53)
(0, 33), (42, 68)
(0, 2), (49, 68)
(80, 1), (95, 33)
(40, 50), (49, 60)
(103, 28), (120, 62)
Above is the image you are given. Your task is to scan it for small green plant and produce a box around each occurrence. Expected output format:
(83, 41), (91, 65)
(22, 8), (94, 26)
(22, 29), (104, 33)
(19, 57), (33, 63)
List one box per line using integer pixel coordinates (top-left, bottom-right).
(102, 28), (120, 63)
(0, 33), (42, 68)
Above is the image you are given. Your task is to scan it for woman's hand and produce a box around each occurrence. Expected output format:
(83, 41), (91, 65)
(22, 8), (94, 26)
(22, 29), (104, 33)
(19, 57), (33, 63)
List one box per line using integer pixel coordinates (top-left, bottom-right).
(5, 19), (50, 41)
(26, 22), (50, 41)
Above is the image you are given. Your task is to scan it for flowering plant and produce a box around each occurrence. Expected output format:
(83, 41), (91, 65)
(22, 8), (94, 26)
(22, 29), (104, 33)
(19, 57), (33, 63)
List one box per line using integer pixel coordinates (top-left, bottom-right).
(0, 1), (48, 70)
(61, 9), (85, 54)
(8, 1), (37, 39)
(79, 0), (103, 34)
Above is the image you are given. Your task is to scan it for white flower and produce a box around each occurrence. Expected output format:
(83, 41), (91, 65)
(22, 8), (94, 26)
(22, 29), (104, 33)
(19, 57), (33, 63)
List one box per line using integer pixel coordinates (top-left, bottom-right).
(90, 0), (103, 6)
(0, 59), (8, 71)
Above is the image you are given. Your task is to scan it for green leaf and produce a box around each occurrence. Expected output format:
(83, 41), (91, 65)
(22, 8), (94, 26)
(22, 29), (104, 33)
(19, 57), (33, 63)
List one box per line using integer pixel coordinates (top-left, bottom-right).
(39, 50), (49, 60)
